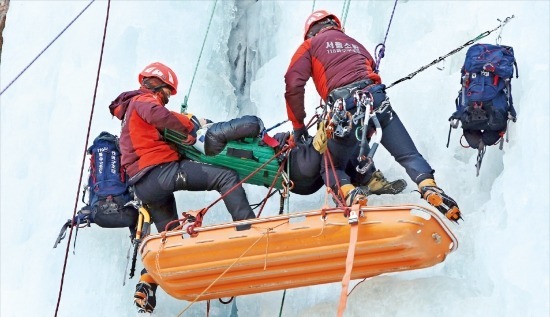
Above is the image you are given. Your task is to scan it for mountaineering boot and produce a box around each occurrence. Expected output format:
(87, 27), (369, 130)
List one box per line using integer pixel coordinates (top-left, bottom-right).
(134, 281), (157, 313)
(418, 179), (462, 223)
(364, 170), (407, 195)
(344, 185), (368, 207)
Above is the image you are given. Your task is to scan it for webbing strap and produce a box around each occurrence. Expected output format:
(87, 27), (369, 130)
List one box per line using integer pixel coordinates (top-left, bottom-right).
(337, 215), (359, 317)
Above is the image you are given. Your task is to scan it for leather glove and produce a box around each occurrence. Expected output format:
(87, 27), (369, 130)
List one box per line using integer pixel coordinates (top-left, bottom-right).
(292, 127), (310, 145)
(312, 121), (327, 154)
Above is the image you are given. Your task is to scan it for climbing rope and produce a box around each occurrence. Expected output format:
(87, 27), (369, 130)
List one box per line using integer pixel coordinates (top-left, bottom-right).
(310, 0), (351, 27)
(340, 0), (352, 28)
(386, 15), (515, 89)
(54, 1), (111, 317)
(0, 0), (96, 96)
(373, 0), (398, 73)
(181, 0), (218, 113)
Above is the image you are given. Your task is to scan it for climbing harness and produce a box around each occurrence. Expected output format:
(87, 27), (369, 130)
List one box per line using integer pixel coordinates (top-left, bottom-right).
(0, 0), (96, 96)
(353, 89), (382, 175)
(319, 83), (383, 176)
(386, 15), (515, 89)
(54, 1), (111, 317)
(181, 0), (218, 113)
(374, 0), (399, 74)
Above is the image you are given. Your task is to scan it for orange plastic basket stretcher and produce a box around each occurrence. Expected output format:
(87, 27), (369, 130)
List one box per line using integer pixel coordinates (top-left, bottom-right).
(139, 204), (458, 301)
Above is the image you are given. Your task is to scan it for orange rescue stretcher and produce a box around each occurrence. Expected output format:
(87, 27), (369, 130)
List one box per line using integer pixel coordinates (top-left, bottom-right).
(139, 204), (458, 301)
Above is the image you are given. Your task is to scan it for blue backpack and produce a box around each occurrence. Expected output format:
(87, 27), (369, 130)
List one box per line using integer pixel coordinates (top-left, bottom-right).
(450, 43), (518, 149)
(53, 132), (138, 249)
(82, 131), (136, 228)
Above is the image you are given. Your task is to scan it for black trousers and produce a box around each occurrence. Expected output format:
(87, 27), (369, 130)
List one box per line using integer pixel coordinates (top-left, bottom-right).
(134, 160), (255, 232)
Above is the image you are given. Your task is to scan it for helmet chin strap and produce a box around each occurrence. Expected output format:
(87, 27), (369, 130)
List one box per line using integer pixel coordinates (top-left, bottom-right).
(143, 79), (170, 104)
(156, 90), (170, 105)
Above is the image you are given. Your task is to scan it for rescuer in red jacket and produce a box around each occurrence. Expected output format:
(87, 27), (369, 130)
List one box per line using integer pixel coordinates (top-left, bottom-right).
(109, 62), (256, 313)
(284, 10), (461, 222)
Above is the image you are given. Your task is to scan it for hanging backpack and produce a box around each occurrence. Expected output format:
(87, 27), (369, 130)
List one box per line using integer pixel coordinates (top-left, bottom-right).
(83, 131), (137, 227)
(54, 132), (138, 248)
(448, 43), (518, 175)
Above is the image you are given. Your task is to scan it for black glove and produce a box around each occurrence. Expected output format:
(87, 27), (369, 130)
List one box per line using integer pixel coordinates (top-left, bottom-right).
(293, 127), (310, 144)
(273, 132), (291, 152)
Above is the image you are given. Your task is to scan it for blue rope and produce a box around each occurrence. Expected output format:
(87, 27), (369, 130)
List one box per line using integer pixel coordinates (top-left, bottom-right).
(0, 0), (96, 96)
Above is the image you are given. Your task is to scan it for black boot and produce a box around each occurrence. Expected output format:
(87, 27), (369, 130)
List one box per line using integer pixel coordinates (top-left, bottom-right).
(134, 281), (157, 313)
(418, 179), (462, 222)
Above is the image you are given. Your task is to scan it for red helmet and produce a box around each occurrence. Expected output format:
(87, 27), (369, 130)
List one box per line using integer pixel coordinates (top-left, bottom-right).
(138, 62), (178, 95)
(303, 10), (342, 40)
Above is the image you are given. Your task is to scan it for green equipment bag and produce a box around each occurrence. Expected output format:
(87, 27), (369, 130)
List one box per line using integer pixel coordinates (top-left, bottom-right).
(164, 129), (283, 189)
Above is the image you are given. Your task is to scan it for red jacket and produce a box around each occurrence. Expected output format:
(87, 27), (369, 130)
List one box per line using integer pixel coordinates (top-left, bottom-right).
(284, 28), (381, 129)
(109, 88), (195, 177)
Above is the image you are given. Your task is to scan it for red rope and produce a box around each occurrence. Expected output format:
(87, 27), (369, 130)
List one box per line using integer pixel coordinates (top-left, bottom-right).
(257, 155), (289, 218)
(324, 148), (346, 207)
(54, 1), (111, 316)
(187, 145), (293, 234)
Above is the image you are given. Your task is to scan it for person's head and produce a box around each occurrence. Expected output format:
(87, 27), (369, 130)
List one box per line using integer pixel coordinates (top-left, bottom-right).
(138, 62), (178, 105)
(303, 10), (342, 41)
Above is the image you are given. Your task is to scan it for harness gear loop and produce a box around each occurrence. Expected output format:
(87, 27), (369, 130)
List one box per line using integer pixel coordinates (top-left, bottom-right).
(326, 98), (353, 138)
(350, 90), (378, 174)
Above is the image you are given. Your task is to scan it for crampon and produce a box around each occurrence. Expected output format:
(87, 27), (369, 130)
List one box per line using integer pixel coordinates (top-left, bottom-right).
(134, 282), (156, 313)
(420, 186), (463, 223)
